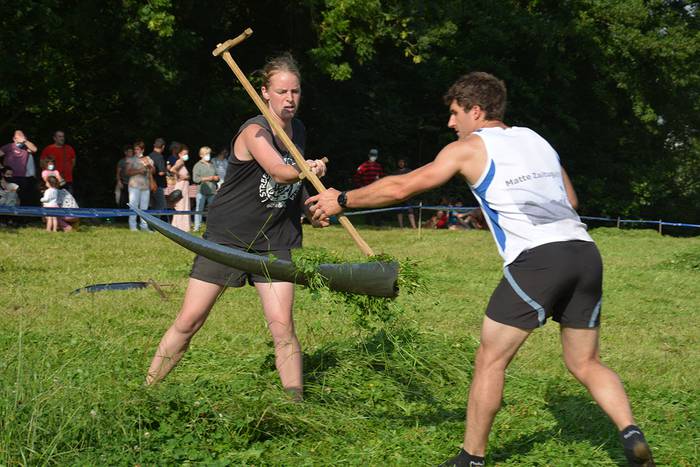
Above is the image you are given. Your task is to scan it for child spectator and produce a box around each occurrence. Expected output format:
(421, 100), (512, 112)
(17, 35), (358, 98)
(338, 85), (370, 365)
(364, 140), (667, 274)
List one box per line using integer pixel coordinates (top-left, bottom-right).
(40, 175), (60, 232)
(40, 157), (64, 185)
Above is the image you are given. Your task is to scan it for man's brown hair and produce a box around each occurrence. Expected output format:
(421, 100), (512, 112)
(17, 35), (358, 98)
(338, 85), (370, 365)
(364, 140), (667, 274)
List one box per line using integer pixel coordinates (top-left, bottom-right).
(444, 72), (507, 120)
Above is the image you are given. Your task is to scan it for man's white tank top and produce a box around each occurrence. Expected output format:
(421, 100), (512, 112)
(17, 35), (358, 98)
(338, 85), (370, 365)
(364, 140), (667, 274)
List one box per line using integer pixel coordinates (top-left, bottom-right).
(470, 126), (592, 266)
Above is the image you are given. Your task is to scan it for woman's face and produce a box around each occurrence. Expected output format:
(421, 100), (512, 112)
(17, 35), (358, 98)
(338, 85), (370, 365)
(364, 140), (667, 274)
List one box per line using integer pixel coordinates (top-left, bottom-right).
(261, 71), (300, 120)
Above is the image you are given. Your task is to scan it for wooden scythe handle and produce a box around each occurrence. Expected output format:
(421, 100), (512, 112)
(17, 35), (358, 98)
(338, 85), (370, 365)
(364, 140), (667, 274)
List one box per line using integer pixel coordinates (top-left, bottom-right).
(212, 29), (375, 257)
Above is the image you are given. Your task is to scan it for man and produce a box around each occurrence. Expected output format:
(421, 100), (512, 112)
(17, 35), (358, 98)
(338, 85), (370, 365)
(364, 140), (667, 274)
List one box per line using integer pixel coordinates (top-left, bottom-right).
(0, 130), (38, 206)
(307, 72), (654, 467)
(148, 137), (168, 214)
(353, 148), (384, 225)
(40, 130), (76, 193)
(354, 148), (384, 187)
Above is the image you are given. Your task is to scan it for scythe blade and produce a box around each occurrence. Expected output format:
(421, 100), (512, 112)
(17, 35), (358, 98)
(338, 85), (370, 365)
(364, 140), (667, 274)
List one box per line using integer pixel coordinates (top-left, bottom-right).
(132, 208), (399, 297)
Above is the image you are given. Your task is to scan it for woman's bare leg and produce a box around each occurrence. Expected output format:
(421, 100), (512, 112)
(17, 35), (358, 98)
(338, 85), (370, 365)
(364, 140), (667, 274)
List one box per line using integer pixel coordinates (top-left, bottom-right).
(146, 278), (223, 384)
(255, 281), (303, 396)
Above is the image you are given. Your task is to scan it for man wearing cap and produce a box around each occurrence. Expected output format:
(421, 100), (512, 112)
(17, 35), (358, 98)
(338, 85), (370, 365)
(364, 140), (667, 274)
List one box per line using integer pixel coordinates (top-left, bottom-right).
(354, 148), (385, 225)
(354, 148), (384, 188)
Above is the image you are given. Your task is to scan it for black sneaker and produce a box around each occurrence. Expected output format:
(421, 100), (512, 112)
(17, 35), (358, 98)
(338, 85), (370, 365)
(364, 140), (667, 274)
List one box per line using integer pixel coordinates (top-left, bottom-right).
(439, 449), (485, 467)
(620, 426), (655, 466)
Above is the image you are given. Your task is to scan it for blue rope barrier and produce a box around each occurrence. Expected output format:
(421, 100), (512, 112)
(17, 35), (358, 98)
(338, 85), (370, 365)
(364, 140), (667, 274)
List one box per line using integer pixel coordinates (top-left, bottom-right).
(1, 205), (698, 229)
(0, 207), (205, 218)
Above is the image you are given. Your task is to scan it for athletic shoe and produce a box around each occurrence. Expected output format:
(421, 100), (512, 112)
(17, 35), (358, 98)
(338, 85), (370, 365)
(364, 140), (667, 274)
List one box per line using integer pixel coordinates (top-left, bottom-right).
(620, 426), (655, 466)
(439, 449), (485, 467)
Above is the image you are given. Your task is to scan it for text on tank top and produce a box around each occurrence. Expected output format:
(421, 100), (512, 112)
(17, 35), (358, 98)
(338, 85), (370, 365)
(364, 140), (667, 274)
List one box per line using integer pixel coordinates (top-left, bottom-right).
(204, 115), (306, 251)
(469, 126), (592, 266)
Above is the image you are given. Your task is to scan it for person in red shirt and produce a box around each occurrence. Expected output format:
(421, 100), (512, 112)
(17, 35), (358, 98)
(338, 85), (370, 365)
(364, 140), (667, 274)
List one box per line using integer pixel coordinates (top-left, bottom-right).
(40, 130), (76, 193)
(353, 148), (384, 187)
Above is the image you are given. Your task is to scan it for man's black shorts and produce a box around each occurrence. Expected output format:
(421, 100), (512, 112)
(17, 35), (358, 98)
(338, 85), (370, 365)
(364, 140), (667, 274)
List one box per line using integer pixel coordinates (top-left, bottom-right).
(190, 249), (292, 287)
(486, 240), (602, 329)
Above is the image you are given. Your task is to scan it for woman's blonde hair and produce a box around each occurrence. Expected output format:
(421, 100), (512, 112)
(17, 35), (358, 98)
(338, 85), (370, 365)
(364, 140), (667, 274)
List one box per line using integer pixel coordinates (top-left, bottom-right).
(261, 53), (301, 88)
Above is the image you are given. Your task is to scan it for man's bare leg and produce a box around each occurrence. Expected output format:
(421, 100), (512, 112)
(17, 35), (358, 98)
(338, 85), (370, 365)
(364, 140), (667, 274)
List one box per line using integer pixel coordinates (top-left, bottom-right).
(561, 326), (654, 466)
(560, 326), (634, 428)
(146, 278), (223, 385)
(255, 281), (303, 398)
(463, 317), (532, 455)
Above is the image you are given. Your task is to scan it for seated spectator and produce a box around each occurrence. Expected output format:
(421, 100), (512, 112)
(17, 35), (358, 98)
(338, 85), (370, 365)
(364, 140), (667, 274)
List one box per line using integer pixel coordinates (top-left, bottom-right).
(0, 167), (19, 207)
(192, 146), (219, 231)
(463, 207), (487, 230)
(169, 144), (191, 232)
(56, 187), (79, 232)
(423, 210), (448, 229)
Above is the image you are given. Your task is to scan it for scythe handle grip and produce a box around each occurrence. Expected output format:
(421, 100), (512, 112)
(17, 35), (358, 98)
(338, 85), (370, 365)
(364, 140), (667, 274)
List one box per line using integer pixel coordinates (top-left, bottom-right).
(212, 28), (253, 57)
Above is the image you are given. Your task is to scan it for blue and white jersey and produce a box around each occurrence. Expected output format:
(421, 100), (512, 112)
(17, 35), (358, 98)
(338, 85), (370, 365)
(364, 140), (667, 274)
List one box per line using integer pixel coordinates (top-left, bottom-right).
(470, 126), (592, 266)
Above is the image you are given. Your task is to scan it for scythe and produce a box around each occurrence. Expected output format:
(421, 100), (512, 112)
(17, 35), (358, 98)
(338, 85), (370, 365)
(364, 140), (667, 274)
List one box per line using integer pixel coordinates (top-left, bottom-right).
(133, 208), (399, 298)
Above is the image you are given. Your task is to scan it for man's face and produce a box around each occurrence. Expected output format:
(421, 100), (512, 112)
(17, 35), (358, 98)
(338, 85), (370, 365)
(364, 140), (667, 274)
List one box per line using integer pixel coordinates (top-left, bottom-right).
(134, 146), (144, 157)
(54, 132), (65, 145)
(13, 131), (25, 143)
(447, 100), (481, 140)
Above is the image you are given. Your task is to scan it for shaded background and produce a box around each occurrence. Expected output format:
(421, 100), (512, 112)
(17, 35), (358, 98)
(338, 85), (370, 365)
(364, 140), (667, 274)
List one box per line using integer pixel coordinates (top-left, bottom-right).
(1, 0), (698, 222)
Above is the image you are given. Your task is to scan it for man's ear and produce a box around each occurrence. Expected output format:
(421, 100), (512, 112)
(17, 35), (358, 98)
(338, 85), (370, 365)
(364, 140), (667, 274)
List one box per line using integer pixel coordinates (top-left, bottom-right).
(261, 86), (269, 101)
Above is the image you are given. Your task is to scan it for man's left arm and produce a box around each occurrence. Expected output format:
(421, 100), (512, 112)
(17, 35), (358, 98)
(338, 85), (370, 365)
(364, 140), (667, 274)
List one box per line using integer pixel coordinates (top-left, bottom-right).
(307, 141), (471, 218)
(560, 167), (578, 210)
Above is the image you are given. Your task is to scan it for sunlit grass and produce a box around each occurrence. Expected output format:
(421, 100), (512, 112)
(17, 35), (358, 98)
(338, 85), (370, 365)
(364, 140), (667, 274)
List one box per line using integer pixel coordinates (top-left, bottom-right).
(1, 224), (698, 465)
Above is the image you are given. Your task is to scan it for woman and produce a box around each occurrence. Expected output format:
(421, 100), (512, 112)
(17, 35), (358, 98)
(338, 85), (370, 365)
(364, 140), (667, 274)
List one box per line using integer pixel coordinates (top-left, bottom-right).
(170, 145), (191, 232)
(146, 54), (326, 400)
(126, 140), (154, 232)
(192, 146), (219, 232)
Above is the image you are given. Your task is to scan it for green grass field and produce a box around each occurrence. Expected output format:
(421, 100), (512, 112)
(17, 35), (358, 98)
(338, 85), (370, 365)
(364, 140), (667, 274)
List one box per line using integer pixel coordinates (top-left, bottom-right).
(1, 224), (698, 466)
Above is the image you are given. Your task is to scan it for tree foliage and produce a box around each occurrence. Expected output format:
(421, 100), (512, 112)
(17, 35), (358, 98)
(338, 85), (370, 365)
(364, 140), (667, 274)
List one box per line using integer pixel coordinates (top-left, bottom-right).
(1, 0), (698, 222)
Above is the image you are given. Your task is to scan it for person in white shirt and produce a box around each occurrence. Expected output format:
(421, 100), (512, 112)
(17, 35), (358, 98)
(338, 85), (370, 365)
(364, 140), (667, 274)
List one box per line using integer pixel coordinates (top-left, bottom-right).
(307, 72), (654, 467)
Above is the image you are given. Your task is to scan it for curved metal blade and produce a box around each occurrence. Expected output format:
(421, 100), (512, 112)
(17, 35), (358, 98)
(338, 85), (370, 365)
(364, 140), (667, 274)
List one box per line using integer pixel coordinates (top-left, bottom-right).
(132, 208), (398, 297)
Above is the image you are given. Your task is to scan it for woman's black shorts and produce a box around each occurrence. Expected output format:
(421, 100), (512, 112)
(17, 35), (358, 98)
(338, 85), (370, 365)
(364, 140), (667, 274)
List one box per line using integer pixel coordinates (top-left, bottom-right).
(190, 249), (292, 287)
(486, 240), (603, 329)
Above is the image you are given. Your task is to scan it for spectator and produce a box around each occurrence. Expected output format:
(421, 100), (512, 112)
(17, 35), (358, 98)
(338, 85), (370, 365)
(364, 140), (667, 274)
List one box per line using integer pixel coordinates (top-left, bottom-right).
(115, 145), (133, 208)
(166, 141), (181, 171)
(192, 146), (219, 231)
(354, 148), (384, 225)
(40, 157), (64, 185)
(423, 209), (448, 229)
(0, 167), (19, 207)
(40, 130), (76, 193)
(125, 140), (154, 232)
(0, 130), (38, 206)
(40, 175), (60, 232)
(56, 187), (79, 232)
(354, 148), (384, 187)
(464, 207), (487, 230)
(169, 144), (191, 232)
(394, 158), (417, 228)
(212, 147), (229, 189)
(148, 137), (168, 214)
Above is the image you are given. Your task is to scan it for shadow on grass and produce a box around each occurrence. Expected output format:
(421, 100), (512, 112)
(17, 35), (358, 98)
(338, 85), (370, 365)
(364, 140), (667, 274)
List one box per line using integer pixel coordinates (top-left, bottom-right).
(490, 385), (624, 465)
